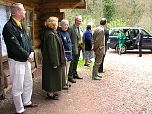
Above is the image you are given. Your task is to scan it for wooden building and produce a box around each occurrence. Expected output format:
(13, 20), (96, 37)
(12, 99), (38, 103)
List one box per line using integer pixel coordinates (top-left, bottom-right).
(0, 0), (86, 99)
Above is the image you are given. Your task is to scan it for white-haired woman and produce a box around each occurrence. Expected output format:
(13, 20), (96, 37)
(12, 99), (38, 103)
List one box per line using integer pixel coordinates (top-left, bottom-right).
(41, 17), (66, 100)
(58, 19), (72, 90)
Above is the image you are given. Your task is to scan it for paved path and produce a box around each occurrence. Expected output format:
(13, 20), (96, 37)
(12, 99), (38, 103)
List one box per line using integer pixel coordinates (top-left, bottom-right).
(1, 49), (152, 114)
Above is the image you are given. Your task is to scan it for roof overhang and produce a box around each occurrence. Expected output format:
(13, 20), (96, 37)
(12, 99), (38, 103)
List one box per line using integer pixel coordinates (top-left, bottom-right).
(40, 0), (86, 9)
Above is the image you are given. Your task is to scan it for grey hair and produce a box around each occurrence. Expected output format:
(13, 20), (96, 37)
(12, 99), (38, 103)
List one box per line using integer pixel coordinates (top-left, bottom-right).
(11, 3), (23, 16)
(75, 15), (82, 20)
(60, 19), (69, 27)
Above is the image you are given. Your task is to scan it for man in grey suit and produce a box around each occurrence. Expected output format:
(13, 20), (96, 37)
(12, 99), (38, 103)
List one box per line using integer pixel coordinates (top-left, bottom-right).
(68, 15), (83, 83)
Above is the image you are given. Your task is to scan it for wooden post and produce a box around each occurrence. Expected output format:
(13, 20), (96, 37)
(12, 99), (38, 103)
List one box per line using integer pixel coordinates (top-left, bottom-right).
(0, 33), (5, 100)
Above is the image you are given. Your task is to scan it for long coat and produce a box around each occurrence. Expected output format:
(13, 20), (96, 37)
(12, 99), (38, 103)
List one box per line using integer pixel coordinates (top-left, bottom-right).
(41, 28), (66, 93)
(117, 33), (126, 48)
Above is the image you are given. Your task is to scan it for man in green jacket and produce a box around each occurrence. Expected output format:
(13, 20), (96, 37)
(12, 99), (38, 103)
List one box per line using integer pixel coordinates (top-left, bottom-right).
(68, 15), (83, 83)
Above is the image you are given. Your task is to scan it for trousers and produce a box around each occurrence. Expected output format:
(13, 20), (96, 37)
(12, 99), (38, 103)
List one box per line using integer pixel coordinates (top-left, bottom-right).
(68, 48), (81, 77)
(8, 59), (33, 113)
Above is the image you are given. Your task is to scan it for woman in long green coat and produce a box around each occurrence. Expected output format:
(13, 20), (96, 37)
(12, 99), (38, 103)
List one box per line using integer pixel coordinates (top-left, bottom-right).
(41, 17), (66, 99)
(117, 29), (126, 55)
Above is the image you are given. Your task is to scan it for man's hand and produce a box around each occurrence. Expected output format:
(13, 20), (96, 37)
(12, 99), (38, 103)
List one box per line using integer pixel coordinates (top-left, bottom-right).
(53, 66), (57, 68)
(28, 52), (34, 62)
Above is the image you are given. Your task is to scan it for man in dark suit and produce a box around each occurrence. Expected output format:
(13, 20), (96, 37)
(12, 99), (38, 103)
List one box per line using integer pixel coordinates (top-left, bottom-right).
(68, 15), (83, 83)
(136, 30), (143, 57)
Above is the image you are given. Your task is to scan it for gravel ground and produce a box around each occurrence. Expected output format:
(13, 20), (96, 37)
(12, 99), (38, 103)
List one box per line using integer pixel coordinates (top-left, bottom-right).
(1, 49), (152, 114)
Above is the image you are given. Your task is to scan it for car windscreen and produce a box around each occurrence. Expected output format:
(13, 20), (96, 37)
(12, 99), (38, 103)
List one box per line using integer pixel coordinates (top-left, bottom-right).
(109, 29), (119, 36)
(141, 29), (151, 36)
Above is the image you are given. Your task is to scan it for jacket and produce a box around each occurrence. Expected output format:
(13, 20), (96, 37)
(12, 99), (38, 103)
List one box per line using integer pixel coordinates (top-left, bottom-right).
(2, 17), (33, 62)
(58, 30), (73, 61)
(92, 26), (105, 55)
(68, 24), (83, 55)
(83, 30), (92, 51)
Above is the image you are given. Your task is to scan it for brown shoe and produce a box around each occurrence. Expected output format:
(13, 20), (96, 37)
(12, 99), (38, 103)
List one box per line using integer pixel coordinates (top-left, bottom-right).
(24, 103), (38, 108)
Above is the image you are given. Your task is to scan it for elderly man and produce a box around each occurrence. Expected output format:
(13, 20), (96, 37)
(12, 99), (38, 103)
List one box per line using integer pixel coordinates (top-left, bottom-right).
(2, 3), (37, 114)
(68, 15), (83, 83)
(92, 18), (107, 80)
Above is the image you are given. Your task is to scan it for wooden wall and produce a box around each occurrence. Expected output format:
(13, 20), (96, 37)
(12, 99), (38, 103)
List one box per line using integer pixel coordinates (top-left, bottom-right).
(0, 0), (65, 98)
(0, 0), (85, 99)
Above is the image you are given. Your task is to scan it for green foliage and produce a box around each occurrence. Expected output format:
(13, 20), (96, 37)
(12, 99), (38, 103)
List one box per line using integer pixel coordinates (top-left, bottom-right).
(78, 58), (84, 67)
(62, 0), (103, 28)
(108, 18), (128, 28)
(78, 58), (93, 71)
(62, 0), (152, 32)
(103, 0), (115, 22)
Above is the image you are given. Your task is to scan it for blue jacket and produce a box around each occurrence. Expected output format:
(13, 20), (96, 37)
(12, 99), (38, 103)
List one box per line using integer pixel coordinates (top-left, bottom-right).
(58, 30), (72, 61)
(83, 30), (92, 51)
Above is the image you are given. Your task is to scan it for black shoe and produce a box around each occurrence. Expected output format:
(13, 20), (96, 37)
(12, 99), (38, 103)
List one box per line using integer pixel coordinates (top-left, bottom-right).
(84, 64), (89, 66)
(98, 69), (105, 73)
(66, 83), (71, 87)
(73, 74), (83, 79)
(68, 77), (76, 83)
(73, 75), (83, 79)
(47, 93), (59, 100)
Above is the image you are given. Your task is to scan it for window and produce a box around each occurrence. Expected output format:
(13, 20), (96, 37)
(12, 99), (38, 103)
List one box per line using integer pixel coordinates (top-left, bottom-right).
(0, 5), (10, 56)
(23, 8), (34, 44)
(141, 29), (151, 37)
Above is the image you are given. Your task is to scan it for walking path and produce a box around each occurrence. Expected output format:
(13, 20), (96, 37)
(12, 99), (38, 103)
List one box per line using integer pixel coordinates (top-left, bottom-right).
(1, 49), (152, 114)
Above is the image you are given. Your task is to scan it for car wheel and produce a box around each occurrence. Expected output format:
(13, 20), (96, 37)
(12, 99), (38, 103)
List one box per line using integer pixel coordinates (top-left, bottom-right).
(116, 44), (127, 54)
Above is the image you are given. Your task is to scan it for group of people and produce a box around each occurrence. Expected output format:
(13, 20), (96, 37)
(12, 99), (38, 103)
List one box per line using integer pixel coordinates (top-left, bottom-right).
(117, 29), (143, 56)
(2, 2), (110, 114)
(40, 16), (110, 100)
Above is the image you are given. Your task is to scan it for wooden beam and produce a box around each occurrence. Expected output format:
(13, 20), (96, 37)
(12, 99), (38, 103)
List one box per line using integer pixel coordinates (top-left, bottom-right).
(40, 2), (85, 9)
(40, 0), (86, 9)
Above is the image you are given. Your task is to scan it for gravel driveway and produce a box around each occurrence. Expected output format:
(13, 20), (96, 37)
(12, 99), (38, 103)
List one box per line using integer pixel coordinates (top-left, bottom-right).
(1, 49), (152, 114)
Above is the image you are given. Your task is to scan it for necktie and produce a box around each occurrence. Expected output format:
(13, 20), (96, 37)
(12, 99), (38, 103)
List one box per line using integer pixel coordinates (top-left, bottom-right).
(77, 27), (82, 44)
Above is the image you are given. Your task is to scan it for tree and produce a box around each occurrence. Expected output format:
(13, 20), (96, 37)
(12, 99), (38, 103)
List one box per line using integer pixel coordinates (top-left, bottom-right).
(103, 0), (115, 22)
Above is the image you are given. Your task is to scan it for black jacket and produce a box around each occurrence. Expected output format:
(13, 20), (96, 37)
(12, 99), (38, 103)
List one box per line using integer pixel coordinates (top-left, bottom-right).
(2, 17), (33, 62)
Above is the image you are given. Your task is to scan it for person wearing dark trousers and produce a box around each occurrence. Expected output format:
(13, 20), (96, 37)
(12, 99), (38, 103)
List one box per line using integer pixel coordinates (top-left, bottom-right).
(136, 30), (143, 57)
(98, 28), (109, 73)
(68, 15), (83, 83)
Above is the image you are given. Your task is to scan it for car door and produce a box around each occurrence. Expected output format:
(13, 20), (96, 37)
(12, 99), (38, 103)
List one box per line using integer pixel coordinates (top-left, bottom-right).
(141, 29), (152, 49)
(123, 28), (133, 49)
(108, 29), (119, 49)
